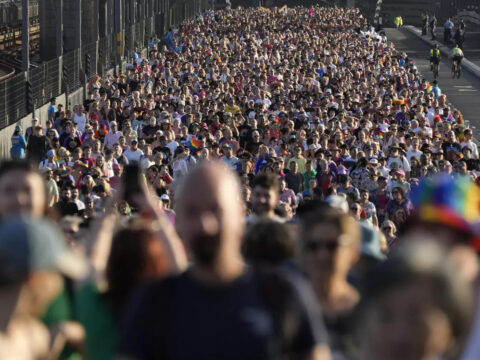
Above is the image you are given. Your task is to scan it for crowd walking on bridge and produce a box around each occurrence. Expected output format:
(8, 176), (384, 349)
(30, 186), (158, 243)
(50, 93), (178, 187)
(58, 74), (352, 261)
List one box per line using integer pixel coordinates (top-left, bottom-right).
(3, 4), (480, 360)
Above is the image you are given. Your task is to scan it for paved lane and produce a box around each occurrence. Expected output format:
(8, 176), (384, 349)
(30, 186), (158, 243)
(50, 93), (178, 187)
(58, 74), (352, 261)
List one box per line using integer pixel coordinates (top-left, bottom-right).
(384, 27), (480, 133)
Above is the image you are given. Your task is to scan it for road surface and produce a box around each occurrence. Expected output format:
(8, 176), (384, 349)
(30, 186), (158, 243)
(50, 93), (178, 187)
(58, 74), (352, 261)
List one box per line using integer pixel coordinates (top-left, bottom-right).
(385, 27), (480, 134)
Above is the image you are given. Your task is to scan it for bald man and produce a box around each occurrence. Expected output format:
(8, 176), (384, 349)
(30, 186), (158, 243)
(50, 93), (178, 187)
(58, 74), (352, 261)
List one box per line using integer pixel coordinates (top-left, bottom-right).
(120, 162), (330, 360)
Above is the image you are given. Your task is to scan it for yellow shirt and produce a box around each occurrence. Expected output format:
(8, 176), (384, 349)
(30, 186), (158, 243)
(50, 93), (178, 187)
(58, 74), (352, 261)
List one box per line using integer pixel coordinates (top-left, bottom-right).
(224, 104), (240, 115)
(288, 157), (307, 174)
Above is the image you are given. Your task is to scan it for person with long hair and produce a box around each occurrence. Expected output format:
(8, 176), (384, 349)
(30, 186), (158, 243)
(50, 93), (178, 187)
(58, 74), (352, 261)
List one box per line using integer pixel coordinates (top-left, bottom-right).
(384, 188), (409, 228)
(76, 181), (187, 360)
(75, 226), (171, 360)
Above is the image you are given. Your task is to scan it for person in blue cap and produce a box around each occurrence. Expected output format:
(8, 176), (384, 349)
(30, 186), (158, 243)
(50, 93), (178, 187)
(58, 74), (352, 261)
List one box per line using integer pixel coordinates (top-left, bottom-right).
(10, 124), (26, 160)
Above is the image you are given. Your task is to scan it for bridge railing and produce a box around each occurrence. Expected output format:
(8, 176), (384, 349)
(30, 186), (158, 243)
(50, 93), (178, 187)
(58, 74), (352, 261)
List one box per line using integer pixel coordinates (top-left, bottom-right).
(0, 0), (211, 131)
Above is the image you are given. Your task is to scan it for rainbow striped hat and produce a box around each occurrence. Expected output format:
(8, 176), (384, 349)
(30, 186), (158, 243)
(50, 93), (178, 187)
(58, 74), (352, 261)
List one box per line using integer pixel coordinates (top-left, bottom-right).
(410, 174), (480, 233)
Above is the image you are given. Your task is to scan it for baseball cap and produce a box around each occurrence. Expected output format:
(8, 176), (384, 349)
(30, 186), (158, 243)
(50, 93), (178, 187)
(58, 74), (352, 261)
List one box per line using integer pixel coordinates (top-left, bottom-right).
(369, 157), (379, 165)
(0, 217), (88, 285)
(160, 194), (170, 201)
(359, 222), (386, 261)
(131, 138), (138, 144)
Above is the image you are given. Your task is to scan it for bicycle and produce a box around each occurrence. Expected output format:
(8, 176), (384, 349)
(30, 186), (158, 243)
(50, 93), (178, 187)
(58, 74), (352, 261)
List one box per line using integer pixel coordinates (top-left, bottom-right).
(452, 60), (461, 78)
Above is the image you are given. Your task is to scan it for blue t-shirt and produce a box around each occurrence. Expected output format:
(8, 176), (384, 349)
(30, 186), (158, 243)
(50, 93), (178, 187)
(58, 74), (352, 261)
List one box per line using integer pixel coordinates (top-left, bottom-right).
(10, 134), (26, 158)
(48, 104), (57, 120)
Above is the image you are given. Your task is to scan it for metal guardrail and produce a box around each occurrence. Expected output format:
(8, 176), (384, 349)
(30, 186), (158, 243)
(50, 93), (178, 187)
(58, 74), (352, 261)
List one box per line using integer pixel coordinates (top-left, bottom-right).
(0, 62), (15, 81)
(0, 0), (211, 131)
(453, 10), (480, 25)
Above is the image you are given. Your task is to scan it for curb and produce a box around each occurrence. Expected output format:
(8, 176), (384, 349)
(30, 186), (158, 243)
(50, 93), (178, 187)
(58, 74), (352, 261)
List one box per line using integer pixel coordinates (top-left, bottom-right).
(402, 25), (480, 79)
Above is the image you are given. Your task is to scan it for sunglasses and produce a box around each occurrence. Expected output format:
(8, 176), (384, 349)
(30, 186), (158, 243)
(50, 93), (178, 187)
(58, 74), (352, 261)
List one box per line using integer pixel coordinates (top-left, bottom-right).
(305, 240), (339, 252)
(304, 234), (352, 252)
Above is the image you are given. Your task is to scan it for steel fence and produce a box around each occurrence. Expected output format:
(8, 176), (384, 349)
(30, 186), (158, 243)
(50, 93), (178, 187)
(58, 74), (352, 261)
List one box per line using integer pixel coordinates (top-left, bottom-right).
(0, 0), (211, 130)
(0, 80), (7, 129)
(63, 50), (82, 91)
(82, 41), (98, 80)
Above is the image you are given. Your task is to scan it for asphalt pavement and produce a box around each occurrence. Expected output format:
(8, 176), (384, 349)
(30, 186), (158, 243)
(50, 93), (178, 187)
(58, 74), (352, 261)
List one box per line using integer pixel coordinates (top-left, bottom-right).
(384, 27), (480, 134)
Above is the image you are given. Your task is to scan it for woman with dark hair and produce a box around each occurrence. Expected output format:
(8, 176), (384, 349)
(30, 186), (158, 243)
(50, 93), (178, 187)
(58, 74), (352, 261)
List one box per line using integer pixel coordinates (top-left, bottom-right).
(386, 186), (413, 228)
(76, 208), (185, 360)
(27, 126), (48, 163)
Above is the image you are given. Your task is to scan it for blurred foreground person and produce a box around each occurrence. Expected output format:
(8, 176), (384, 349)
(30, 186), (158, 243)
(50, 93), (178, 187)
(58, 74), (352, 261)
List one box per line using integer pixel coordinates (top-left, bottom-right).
(0, 217), (87, 359)
(356, 241), (473, 360)
(77, 165), (186, 360)
(0, 161), (47, 220)
(298, 201), (361, 358)
(406, 174), (480, 284)
(243, 219), (296, 266)
(120, 163), (331, 360)
(76, 227), (172, 360)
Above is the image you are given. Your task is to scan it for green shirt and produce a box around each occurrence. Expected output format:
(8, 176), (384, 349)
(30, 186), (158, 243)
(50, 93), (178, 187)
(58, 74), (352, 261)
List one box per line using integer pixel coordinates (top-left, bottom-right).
(42, 282), (81, 360)
(75, 283), (119, 360)
(304, 169), (318, 190)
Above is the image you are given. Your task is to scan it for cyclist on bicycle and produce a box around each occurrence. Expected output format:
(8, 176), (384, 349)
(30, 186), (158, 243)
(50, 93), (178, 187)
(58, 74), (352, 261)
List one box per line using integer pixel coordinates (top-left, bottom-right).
(451, 45), (464, 69)
(430, 44), (441, 71)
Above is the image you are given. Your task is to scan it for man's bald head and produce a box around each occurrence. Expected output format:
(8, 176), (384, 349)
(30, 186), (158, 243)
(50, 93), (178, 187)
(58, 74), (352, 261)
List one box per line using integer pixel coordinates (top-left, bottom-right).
(175, 162), (245, 266)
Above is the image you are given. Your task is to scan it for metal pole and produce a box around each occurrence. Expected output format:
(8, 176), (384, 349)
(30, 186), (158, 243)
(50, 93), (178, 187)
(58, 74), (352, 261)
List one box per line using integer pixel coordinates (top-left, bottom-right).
(56, 0), (63, 57)
(114, 0), (123, 67)
(22, 0), (29, 72)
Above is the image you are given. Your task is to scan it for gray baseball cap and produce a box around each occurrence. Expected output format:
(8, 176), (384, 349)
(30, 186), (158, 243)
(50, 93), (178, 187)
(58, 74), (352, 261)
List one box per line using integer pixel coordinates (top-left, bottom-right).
(0, 217), (88, 285)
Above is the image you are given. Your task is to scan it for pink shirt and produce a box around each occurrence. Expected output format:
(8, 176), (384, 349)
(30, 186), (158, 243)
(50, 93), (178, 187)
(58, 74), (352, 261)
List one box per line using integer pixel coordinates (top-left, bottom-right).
(279, 189), (296, 207)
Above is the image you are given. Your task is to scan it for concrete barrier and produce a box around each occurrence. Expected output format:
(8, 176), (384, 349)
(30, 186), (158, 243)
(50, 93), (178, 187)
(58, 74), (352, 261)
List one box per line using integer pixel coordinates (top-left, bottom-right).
(403, 25), (480, 79)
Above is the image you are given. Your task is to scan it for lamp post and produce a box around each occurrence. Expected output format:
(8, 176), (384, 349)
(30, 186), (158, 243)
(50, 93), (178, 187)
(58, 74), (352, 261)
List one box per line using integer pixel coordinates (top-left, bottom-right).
(22, 0), (29, 72)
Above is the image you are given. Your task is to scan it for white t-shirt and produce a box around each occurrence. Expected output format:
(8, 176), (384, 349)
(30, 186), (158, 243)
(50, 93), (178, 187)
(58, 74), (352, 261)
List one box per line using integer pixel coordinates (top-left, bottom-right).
(167, 141), (179, 155)
(387, 156), (411, 172)
(123, 148), (144, 163)
(461, 141), (479, 159)
(406, 150), (423, 162)
(73, 113), (87, 133)
(140, 157), (154, 171)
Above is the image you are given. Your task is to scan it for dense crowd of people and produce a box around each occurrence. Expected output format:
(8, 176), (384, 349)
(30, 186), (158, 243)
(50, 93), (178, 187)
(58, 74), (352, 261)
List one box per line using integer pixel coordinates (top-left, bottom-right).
(3, 5), (480, 360)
